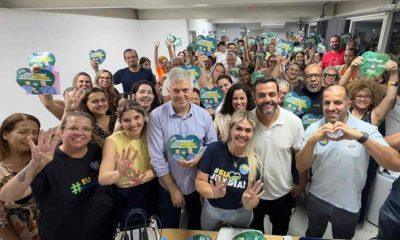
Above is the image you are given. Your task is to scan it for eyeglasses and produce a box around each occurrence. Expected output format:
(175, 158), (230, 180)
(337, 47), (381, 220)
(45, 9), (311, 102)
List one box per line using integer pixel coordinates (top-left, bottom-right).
(63, 126), (92, 133)
(268, 60), (277, 63)
(324, 73), (338, 79)
(305, 73), (323, 79)
(99, 77), (111, 80)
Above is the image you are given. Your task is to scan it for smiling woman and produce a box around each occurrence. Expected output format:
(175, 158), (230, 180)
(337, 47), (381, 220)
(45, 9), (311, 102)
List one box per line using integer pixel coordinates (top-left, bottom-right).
(94, 69), (120, 113)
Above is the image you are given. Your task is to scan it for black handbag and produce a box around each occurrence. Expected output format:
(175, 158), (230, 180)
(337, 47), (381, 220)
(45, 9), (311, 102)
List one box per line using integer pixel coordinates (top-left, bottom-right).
(114, 209), (161, 240)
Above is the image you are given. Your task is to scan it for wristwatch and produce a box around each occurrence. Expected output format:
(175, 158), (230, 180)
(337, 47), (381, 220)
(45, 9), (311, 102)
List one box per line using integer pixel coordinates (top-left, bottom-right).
(387, 81), (399, 87)
(357, 132), (369, 144)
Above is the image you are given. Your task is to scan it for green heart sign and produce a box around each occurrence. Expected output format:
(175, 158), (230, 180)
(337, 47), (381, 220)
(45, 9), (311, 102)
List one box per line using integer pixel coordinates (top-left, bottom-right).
(189, 234), (212, 240)
(341, 33), (352, 43)
(200, 87), (224, 109)
(262, 37), (273, 46)
(89, 49), (106, 64)
(286, 31), (294, 40)
(248, 37), (257, 46)
(233, 230), (265, 240)
(28, 52), (56, 68)
(360, 51), (390, 78)
(284, 91), (311, 116)
(302, 113), (323, 129)
(16, 68), (55, 95)
(196, 35), (217, 53)
(303, 36), (319, 48)
(181, 65), (201, 80)
(240, 27), (248, 37)
(294, 46), (304, 53)
(266, 32), (277, 39)
(168, 135), (201, 161)
(275, 39), (294, 56)
(251, 71), (264, 83)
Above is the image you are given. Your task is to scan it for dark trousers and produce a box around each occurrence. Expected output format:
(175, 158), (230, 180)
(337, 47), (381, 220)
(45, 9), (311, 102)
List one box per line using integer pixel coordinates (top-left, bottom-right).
(158, 186), (202, 230)
(306, 193), (359, 239)
(250, 192), (295, 235)
(115, 184), (147, 228)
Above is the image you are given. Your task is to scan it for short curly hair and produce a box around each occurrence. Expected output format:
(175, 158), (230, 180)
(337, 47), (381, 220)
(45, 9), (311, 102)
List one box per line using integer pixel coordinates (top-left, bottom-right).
(347, 78), (386, 109)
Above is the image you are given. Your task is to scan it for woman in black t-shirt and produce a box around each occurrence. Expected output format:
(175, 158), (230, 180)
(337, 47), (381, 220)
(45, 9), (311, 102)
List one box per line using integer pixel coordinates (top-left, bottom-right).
(196, 110), (263, 230)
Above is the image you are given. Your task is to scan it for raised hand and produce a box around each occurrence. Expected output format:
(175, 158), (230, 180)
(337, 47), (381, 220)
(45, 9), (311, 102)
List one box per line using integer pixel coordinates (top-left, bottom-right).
(90, 59), (99, 72)
(154, 41), (160, 49)
(115, 146), (138, 176)
(64, 88), (85, 112)
(385, 60), (398, 72)
(28, 127), (60, 168)
(242, 180), (264, 209)
(350, 56), (363, 69)
(128, 168), (146, 186)
(210, 175), (229, 199)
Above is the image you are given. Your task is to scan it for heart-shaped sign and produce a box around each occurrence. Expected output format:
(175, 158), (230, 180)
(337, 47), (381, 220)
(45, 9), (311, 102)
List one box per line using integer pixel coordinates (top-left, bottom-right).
(294, 46), (304, 53)
(303, 37), (317, 48)
(317, 43), (327, 53)
(28, 52), (56, 68)
(181, 65), (201, 80)
(341, 33), (352, 43)
(275, 39), (294, 56)
(189, 234), (212, 240)
(326, 129), (344, 139)
(251, 71), (264, 83)
(232, 38), (239, 44)
(262, 37), (273, 46)
(16, 68), (55, 95)
(286, 31), (294, 40)
(200, 87), (224, 109)
(196, 35), (217, 53)
(360, 51), (390, 78)
(302, 113), (323, 129)
(239, 27), (248, 37)
(168, 135), (201, 161)
(229, 68), (239, 79)
(248, 37), (257, 46)
(233, 230), (265, 240)
(284, 91), (311, 116)
(89, 49), (106, 64)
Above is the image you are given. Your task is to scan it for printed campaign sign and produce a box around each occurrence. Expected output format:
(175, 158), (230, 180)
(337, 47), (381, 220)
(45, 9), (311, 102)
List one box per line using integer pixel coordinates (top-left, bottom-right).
(168, 135), (201, 161)
(294, 46), (304, 53)
(341, 33), (352, 44)
(255, 52), (265, 61)
(302, 113), (323, 129)
(230, 67), (239, 79)
(196, 35), (217, 53)
(303, 36), (318, 48)
(16, 68), (57, 95)
(360, 51), (390, 78)
(266, 32), (278, 39)
(317, 43), (327, 53)
(284, 91), (311, 116)
(275, 39), (294, 56)
(239, 27), (248, 37)
(200, 87), (224, 109)
(166, 34), (182, 47)
(248, 37), (257, 46)
(181, 65), (201, 80)
(286, 32), (294, 40)
(251, 71), (264, 83)
(232, 38), (239, 44)
(28, 52), (56, 68)
(89, 49), (106, 64)
(262, 37), (273, 46)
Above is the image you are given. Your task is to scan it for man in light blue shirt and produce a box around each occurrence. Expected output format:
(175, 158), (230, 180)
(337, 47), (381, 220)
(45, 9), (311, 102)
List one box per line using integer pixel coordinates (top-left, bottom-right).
(147, 67), (217, 229)
(296, 85), (400, 239)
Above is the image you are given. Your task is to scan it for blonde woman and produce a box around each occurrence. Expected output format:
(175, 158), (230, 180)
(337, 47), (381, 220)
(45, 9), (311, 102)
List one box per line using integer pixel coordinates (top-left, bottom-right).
(94, 69), (120, 113)
(195, 110), (263, 230)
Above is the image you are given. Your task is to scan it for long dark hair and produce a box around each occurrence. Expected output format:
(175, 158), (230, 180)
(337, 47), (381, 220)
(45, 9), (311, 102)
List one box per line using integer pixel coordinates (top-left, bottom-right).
(80, 87), (110, 118)
(130, 80), (161, 112)
(220, 83), (255, 115)
(0, 113), (40, 159)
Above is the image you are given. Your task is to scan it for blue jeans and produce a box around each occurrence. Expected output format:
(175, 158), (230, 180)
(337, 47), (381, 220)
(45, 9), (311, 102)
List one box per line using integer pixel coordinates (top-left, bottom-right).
(201, 199), (253, 230)
(306, 193), (359, 239)
(158, 186), (202, 230)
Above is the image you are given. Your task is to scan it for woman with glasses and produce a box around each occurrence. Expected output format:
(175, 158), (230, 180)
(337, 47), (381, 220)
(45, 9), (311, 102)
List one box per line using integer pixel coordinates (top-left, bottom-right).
(94, 69), (120, 113)
(0, 112), (114, 240)
(322, 67), (340, 87)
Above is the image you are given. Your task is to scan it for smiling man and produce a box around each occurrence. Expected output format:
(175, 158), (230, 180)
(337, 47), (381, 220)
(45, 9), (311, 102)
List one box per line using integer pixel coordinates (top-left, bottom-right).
(321, 35), (345, 69)
(250, 77), (306, 235)
(296, 85), (400, 239)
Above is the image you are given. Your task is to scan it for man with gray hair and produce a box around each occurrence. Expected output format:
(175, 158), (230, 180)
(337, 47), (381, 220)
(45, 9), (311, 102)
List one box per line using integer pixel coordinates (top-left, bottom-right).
(147, 67), (217, 229)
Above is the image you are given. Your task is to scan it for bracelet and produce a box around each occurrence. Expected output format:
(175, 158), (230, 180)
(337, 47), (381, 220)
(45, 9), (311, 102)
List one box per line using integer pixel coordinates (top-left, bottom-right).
(387, 81), (399, 87)
(357, 132), (369, 144)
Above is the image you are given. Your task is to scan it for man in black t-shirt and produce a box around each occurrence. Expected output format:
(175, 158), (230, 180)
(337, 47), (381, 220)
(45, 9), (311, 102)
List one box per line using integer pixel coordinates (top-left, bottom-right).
(114, 49), (156, 96)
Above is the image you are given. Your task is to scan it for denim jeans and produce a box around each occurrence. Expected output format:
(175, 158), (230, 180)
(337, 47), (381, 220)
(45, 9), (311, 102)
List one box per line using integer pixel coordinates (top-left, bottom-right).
(306, 193), (359, 239)
(201, 199), (253, 230)
(158, 186), (202, 230)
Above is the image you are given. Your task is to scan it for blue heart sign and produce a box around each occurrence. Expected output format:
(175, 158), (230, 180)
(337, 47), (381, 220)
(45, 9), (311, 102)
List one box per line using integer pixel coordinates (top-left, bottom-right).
(89, 49), (106, 64)
(168, 135), (201, 161)
(302, 113), (323, 129)
(275, 39), (294, 57)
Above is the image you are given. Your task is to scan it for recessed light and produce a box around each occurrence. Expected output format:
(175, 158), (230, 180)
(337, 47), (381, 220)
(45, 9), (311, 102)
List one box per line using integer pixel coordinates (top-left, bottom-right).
(194, 4), (208, 7)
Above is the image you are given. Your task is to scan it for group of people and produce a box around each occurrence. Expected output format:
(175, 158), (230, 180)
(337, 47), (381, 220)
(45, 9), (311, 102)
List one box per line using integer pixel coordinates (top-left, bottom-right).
(1, 31), (400, 240)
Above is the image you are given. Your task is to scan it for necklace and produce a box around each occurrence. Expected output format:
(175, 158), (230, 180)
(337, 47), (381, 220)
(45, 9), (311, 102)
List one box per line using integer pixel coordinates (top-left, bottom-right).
(232, 155), (242, 168)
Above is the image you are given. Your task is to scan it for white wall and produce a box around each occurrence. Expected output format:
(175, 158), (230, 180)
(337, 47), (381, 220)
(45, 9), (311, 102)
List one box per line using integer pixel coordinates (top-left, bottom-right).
(0, 8), (188, 128)
(188, 19), (216, 36)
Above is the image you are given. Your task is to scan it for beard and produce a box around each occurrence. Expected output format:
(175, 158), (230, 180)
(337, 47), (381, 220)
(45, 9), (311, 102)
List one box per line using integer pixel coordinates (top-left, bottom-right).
(331, 44), (340, 51)
(257, 101), (278, 116)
